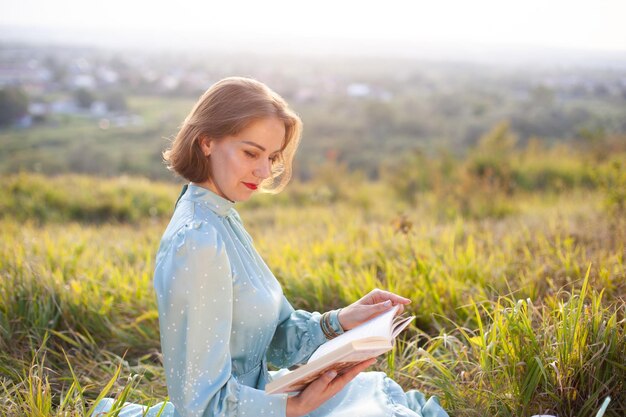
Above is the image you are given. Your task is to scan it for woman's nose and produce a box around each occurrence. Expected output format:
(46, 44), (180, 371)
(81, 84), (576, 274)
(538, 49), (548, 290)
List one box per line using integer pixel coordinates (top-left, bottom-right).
(253, 159), (271, 179)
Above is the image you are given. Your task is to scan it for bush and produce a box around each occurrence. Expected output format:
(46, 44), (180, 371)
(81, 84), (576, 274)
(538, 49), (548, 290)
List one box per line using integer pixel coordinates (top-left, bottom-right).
(0, 173), (176, 224)
(0, 87), (28, 127)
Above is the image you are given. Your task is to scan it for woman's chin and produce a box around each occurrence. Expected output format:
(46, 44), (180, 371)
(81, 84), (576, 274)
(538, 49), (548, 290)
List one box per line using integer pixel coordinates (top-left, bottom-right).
(231, 191), (254, 203)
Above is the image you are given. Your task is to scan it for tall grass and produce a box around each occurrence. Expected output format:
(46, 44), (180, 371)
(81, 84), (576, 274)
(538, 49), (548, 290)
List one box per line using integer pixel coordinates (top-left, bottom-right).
(392, 274), (624, 416)
(382, 126), (626, 220)
(0, 173), (624, 416)
(0, 173), (176, 224)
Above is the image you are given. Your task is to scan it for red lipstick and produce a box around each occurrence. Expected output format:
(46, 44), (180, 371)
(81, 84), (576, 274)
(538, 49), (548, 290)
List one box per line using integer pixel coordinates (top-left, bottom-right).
(243, 182), (258, 190)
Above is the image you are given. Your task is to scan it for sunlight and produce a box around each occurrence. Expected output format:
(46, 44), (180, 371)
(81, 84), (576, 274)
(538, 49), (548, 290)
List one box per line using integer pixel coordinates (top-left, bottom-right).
(2, 0), (626, 51)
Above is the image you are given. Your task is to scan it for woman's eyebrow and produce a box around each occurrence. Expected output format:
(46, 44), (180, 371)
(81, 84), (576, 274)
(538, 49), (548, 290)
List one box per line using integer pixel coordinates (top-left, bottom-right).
(241, 140), (281, 154)
(241, 140), (265, 151)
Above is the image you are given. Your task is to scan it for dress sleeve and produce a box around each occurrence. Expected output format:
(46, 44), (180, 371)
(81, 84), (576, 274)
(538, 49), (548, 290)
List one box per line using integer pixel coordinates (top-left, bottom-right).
(153, 221), (288, 417)
(266, 296), (331, 369)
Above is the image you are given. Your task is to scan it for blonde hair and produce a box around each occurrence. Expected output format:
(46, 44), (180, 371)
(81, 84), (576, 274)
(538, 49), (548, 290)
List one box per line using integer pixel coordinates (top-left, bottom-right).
(163, 77), (302, 193)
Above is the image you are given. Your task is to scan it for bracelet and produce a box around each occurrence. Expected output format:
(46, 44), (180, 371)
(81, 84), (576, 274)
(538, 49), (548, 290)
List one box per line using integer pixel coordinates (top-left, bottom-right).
(333, 308), (345, 333)
(321, 309), (345, 340)
(321, 311), (337, 339)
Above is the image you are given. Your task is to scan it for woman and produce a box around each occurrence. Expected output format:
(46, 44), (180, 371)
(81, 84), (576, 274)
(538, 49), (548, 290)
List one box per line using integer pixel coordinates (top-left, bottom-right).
(94, 77), (449, 417)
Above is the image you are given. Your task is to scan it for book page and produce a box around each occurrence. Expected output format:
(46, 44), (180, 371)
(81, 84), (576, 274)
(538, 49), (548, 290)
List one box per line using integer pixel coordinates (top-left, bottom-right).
(266, 306), (417, 394)
(307, 305), (399, 363)
(267, 342), (392, 394)
(391, 314), (415, 338)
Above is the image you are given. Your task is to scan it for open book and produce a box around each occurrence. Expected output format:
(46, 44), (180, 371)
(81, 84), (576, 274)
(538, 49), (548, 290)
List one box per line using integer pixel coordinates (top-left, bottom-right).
(265, 305), (415, 394)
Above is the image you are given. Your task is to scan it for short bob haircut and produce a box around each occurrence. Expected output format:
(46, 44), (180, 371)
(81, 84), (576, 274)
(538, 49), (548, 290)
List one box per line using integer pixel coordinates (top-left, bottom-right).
(163, 77), (302, 193)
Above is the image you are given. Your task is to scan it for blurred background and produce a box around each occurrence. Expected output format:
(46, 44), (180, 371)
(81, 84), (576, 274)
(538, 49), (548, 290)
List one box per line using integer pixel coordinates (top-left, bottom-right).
(1, 0), (625, 183)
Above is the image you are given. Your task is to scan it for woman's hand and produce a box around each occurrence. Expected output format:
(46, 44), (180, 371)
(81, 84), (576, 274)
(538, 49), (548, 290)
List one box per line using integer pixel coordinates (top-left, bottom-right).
(337, 288), (411, 331)
(285, 358), (377, 417)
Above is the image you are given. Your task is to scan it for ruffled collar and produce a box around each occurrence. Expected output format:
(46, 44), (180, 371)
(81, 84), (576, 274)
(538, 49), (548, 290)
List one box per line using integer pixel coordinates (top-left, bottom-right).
(178, 183), (235, 216)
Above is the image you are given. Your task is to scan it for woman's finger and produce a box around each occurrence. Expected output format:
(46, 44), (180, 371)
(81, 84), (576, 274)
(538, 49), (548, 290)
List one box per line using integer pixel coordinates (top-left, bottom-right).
(305, 369), (338, 394)
(366, 289), (411, 305)
(395, 304), (405, 315)
(296, 358), (376, 414)
(332, 358), (377, 387)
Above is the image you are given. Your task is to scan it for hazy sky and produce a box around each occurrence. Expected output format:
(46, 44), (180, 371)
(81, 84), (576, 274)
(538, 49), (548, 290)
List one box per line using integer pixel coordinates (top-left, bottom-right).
(2, 0), (626, 53)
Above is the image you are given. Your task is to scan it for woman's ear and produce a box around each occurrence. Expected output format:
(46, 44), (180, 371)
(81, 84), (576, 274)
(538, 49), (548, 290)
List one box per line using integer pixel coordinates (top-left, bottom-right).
(198, 135), (212, 157)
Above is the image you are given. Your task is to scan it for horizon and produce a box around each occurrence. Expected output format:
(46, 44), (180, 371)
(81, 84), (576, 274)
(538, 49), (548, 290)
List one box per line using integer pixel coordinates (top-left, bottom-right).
(3, 24), (626, 69)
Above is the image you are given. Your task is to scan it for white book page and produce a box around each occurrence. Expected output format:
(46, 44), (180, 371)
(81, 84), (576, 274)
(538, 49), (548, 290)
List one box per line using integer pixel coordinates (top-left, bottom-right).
(391, 315), (415, 338)
(307, 306), (399, 363)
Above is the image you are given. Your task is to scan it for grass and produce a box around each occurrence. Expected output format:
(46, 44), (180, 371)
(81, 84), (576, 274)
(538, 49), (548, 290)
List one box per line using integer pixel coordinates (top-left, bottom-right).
(0, 174), (624, 416)
(0, 95), (195, 179)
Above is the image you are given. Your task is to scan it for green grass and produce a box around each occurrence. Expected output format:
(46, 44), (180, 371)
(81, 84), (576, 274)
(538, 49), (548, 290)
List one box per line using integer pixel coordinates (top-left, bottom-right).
(0, 174), (624, 416)
(0, 173), (177, 223)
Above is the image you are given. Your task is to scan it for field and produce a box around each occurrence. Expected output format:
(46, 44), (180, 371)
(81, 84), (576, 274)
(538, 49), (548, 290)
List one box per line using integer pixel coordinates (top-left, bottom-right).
(2, 65), (626, 416)
(0, 167), (624, 416)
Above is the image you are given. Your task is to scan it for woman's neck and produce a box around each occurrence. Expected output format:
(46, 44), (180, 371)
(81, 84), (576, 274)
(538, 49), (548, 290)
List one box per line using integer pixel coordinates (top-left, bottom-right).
(190, 181), (234, 203)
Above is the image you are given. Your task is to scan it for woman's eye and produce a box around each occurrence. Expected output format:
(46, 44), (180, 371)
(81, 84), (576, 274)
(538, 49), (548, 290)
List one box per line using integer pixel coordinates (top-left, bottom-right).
(244, 151), (256, 158)
(270, 155), (280, 164)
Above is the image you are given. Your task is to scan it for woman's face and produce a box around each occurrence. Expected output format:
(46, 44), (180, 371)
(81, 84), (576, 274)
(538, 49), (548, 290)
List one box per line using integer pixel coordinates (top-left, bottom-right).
(199, 117), (286, 202)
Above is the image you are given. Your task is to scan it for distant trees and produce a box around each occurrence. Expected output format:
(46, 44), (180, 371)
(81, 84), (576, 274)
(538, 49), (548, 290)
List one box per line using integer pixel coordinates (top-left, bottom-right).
(103, 90), (127, 112)
(0, 87), (29, 127)
(74, 88), (95, 109)
(73, 88), (127, 112)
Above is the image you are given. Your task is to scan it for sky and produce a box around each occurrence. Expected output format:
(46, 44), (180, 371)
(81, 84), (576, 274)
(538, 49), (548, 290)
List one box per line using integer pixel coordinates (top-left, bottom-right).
(2, 0), (626, 55)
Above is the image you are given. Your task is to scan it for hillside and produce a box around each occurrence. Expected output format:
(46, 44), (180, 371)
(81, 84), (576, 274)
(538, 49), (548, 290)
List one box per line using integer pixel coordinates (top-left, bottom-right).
(2, 45), (626, 180)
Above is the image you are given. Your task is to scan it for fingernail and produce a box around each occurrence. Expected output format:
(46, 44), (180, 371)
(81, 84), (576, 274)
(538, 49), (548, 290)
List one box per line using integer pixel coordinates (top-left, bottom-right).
(327, 370), (337, 379)
(384, 300), (392, 307)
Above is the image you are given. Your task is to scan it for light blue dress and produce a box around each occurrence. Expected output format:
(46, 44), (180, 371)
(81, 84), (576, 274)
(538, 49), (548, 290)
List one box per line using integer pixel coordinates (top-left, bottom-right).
(93, 184), (449, 417)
